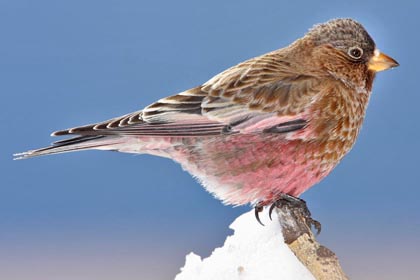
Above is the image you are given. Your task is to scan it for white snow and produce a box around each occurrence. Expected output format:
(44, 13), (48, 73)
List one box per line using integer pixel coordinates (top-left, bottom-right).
(175, 208), (315, 280)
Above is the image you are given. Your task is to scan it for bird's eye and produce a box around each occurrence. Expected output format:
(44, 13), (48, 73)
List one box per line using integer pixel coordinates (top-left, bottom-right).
(348, 46), (363, 60)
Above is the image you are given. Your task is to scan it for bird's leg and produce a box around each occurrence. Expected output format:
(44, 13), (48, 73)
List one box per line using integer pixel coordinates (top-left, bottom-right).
(268, 193), (321, 234)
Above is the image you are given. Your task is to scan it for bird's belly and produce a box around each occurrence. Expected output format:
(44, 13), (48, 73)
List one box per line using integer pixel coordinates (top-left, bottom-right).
(165, 134), (336, 206)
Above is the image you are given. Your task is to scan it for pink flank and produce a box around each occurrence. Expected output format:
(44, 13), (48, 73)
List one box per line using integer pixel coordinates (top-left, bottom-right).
(115, 133), (334, 206)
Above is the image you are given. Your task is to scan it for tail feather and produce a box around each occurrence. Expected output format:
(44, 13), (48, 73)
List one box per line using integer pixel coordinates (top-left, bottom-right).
(13, 135), (121, 160)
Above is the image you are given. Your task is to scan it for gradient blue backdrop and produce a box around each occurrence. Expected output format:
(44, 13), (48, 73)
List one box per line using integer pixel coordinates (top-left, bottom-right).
(2, 1), (419, 279)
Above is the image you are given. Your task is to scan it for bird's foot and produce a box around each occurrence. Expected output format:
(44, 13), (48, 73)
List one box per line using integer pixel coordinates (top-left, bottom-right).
(270, 194), (321, 234)
(254, 194), (321, 234)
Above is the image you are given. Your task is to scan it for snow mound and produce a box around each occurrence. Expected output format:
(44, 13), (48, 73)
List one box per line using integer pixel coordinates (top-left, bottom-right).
(175, 208), (315, 280)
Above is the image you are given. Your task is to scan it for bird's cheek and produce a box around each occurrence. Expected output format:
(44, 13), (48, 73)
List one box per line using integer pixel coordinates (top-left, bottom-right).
(311, 46), (345, 74)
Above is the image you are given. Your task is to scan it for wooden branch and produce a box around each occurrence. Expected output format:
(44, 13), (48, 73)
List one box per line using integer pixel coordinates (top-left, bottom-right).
(275, 205), (349, 280)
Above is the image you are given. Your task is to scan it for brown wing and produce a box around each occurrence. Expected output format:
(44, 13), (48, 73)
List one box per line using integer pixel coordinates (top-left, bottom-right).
(139, 51), (321, 133)
(52, 50), (321, 138)
(52, 87), (227, 138)
(14, 51), (323, 160)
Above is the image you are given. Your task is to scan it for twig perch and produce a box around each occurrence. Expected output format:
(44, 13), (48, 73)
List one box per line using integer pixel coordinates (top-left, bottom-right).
(275, 206), (349, 280)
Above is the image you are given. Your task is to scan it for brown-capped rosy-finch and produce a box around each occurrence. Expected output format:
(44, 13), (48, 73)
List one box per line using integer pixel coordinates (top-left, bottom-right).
(15, 19), (398, 220)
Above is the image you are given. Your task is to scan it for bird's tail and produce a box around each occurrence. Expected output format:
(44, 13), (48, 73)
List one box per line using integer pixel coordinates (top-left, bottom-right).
(13, 135), (122, 160)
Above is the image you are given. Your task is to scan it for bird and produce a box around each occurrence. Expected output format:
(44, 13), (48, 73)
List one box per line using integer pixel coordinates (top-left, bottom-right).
(15, 18), (398, 225)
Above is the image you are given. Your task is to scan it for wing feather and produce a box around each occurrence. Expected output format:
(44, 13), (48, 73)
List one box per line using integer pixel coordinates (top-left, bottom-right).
(52, 50), (321, 139)
(15, 50), (324, 160)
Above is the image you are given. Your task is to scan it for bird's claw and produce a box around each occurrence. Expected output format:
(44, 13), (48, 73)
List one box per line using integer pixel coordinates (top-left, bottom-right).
(256, 193), (322, 235)
(254, 204), (265, 226)
(306, 216), (322, 235)
(269, 202), (277, 221)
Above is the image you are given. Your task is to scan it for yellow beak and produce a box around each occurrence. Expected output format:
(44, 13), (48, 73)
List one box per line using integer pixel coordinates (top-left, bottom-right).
(368, 49), (399, 72)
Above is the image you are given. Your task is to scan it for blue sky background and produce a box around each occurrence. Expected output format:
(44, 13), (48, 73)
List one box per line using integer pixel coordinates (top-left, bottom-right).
(1, 1), (419, 279)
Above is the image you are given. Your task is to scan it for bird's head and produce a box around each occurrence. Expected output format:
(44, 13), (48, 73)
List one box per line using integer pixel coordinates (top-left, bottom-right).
(299, 18), (399, 91)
